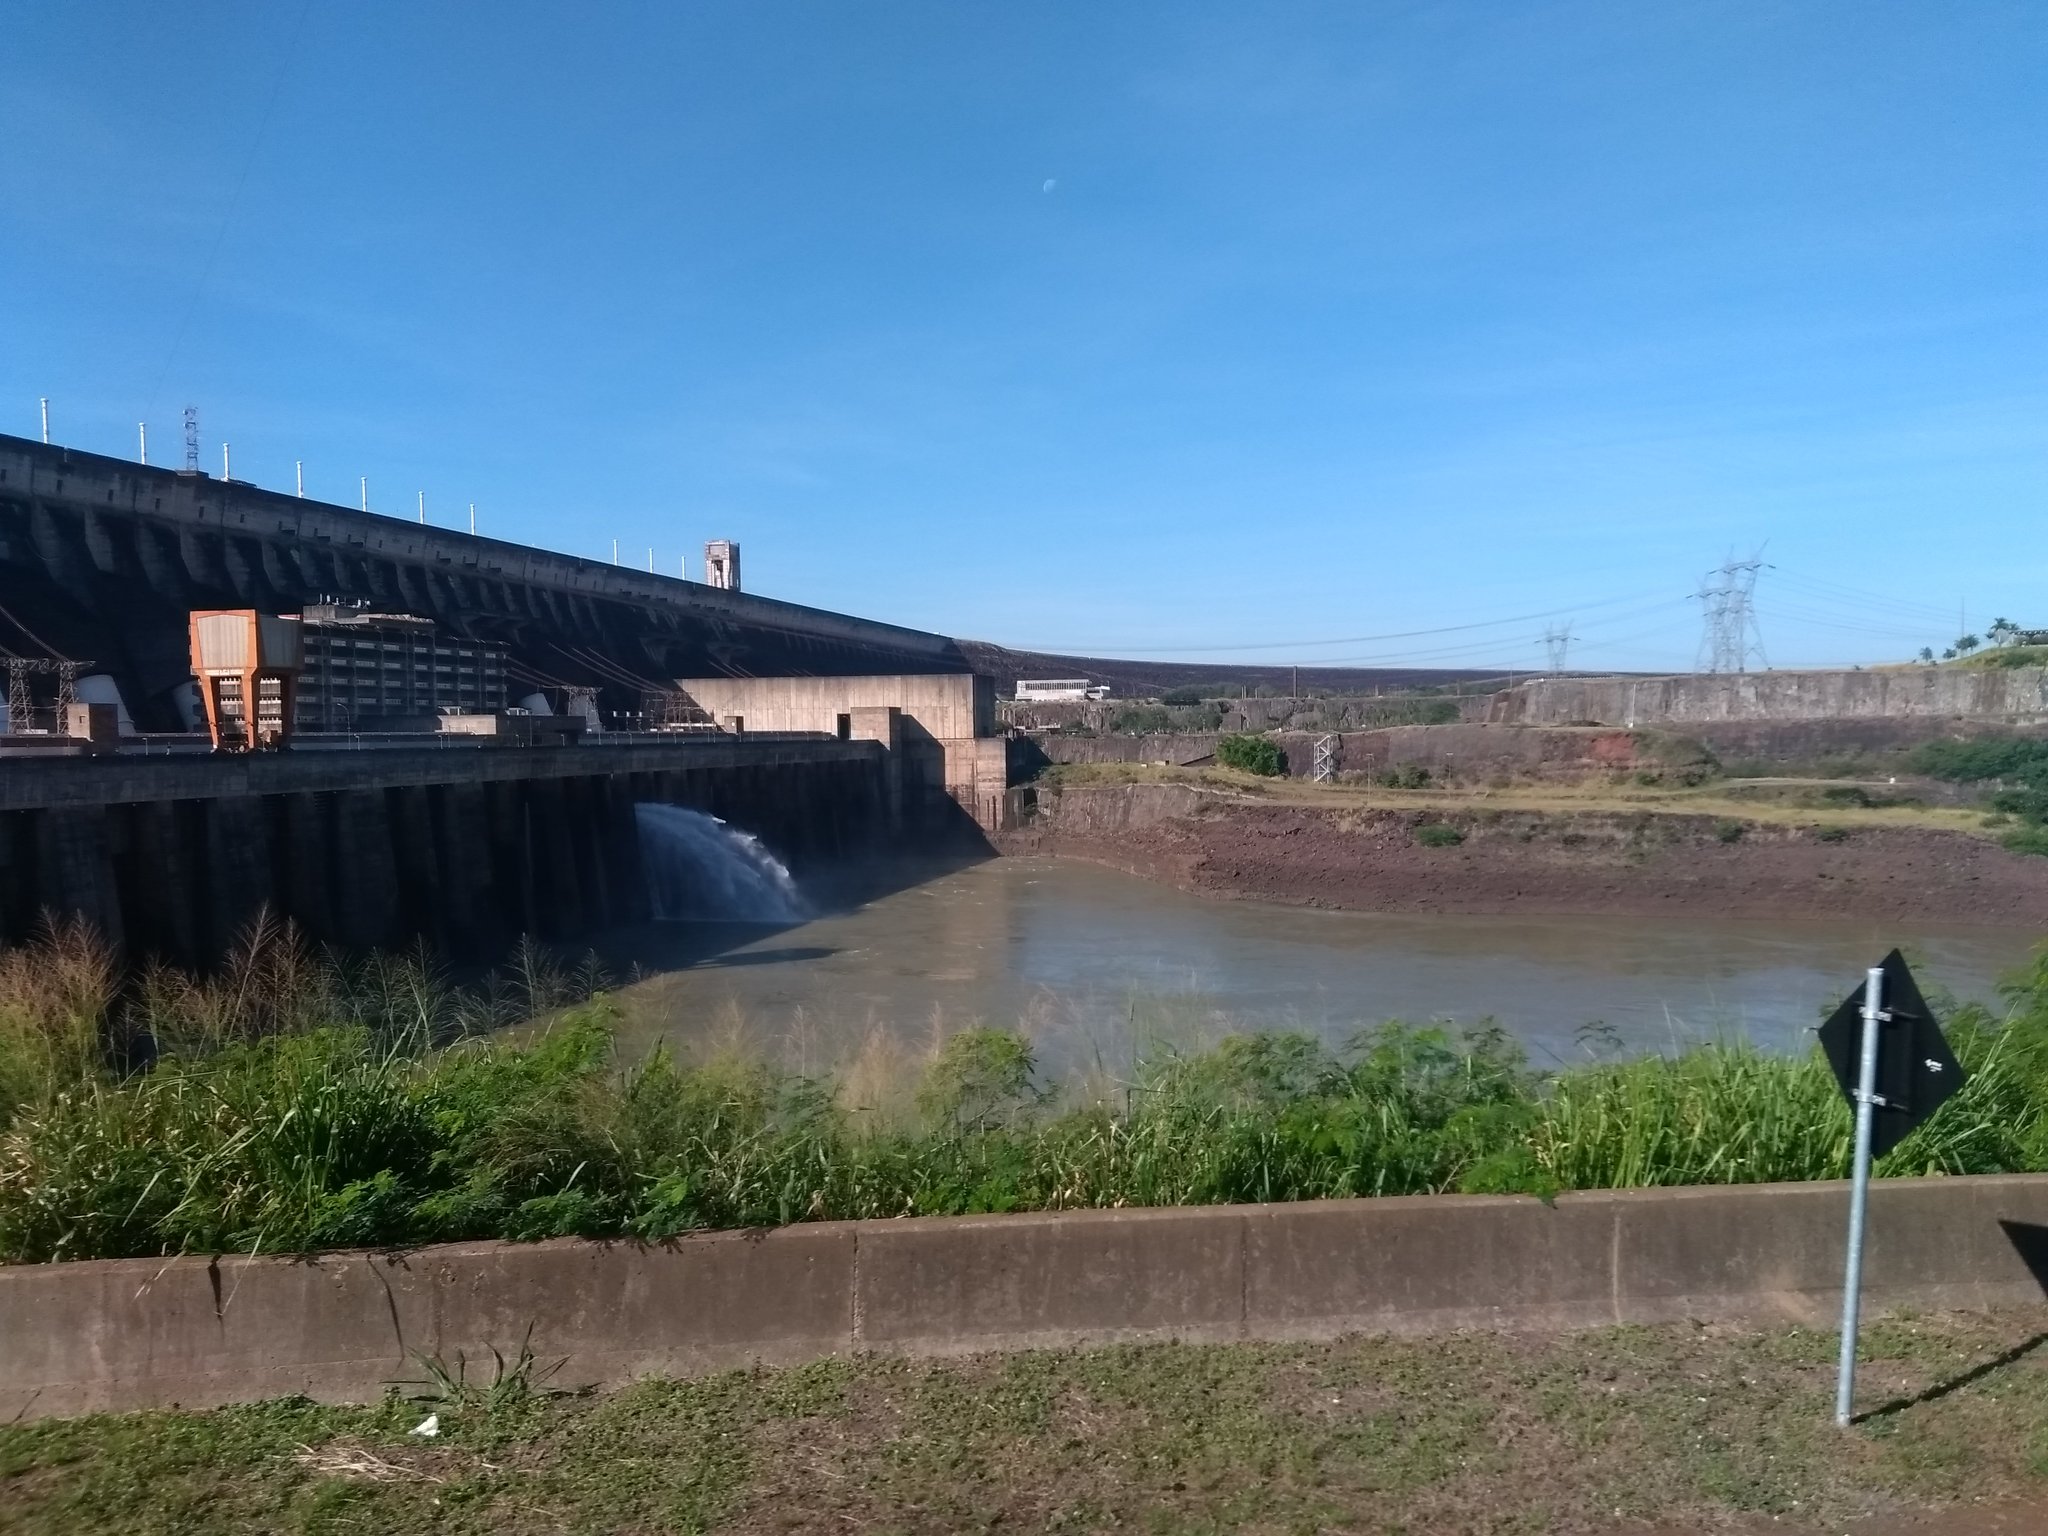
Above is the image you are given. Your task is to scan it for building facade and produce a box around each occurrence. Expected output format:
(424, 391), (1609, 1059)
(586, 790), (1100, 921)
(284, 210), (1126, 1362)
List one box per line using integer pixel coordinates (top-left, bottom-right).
(295, 603), (506, 730)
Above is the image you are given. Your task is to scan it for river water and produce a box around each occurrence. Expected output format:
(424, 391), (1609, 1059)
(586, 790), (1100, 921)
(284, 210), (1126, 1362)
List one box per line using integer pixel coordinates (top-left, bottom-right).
(602, 856), (2042, 1072)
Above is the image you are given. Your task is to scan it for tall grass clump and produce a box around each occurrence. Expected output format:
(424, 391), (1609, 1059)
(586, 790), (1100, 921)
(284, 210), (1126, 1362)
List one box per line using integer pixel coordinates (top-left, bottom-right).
(0, 918), (118, 1129)
(0, 923), (2044, 1265)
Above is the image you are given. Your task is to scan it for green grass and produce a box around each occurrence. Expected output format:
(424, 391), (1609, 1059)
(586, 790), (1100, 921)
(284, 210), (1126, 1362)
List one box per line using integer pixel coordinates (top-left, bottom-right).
(4, 919), (2048, 1265)
(3, 1310), (2045, 1534)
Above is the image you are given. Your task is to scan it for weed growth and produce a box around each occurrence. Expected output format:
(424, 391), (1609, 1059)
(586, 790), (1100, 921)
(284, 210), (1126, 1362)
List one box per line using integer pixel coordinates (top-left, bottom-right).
(2, 922), (2046, 1264)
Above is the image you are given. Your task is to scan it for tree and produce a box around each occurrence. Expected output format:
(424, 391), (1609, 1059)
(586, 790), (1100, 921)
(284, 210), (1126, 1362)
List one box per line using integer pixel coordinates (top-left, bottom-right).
(1990, 618), (2018, 647)
(1956, 634), (1982, 656)
(1216, 733), (1285, 776)
(1942, 647), (1958, 661)
(1918, 647), (1936, 665)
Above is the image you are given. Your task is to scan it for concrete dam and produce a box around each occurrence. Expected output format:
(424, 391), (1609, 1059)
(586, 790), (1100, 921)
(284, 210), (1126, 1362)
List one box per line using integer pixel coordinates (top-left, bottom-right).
(0, 432), (969, 733)
(0, 738), (897, 965)
(0, 433), (1026, 962)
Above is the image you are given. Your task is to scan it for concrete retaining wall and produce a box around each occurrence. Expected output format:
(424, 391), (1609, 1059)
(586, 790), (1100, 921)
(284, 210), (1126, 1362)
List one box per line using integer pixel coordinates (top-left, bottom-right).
(1489, 669), (2048, 727)
(1028, 732), (1225, 767)
(4, 1175), (2044, 1420)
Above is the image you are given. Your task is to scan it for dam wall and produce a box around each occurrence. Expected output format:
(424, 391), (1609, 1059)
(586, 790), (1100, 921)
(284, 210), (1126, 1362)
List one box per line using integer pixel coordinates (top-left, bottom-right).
(3, 1174), (2043, 1419)
(0, 433), (969, 732)
(1482, 667), (2048, 728)
(0, 740), (891, 964)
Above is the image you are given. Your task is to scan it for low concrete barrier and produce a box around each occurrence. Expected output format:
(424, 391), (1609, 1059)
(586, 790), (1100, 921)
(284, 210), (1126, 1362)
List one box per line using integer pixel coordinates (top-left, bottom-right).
(3, 1176), (2044, 1420)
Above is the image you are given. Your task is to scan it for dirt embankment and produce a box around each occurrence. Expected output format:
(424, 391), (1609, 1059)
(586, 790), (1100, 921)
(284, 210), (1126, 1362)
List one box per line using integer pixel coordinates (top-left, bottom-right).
(999, 782), (2048, 925)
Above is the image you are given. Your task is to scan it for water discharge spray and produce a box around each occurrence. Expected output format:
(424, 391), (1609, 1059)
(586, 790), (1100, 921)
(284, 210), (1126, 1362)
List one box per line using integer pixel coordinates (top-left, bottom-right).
(634, 804), (807, 923)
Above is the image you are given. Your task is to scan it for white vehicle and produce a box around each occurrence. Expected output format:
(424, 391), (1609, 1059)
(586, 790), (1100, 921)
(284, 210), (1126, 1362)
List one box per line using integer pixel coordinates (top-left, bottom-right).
(1015, 678), (1109, 702)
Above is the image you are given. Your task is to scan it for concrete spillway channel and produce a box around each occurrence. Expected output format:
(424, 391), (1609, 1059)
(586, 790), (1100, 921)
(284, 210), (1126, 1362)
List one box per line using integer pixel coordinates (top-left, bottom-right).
(0, 738), (900, 965)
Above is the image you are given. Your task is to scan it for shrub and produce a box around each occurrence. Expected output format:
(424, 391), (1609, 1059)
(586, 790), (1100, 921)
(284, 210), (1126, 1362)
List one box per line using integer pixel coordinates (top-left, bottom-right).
(1814, 825), (1850, 843)
(1216, 733), (1284, 776)
(1159, 686), (1207, 706)
(2002, 825), (2048, 858)
(1714, 821), (1746, 844)
(1992, 787), (2048, 823)
(1378, 763), (1432, 789)
(1416, 823), (1465, 848)
(1909, 738), (2048, 786)
(916, 1028), (1042, 1131)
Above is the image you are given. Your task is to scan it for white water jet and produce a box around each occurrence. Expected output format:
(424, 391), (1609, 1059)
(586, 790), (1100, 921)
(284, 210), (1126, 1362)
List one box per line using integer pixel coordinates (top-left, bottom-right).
(634, 803), (808, 923)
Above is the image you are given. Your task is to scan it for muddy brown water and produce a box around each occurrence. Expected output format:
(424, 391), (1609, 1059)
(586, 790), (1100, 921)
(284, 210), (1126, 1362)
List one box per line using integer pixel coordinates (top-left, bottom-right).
(602, 857), (2041, 1073)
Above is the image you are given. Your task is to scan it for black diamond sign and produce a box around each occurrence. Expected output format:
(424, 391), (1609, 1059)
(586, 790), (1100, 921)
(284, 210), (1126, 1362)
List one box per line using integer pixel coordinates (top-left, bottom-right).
(1818, 949), (1967, 1158)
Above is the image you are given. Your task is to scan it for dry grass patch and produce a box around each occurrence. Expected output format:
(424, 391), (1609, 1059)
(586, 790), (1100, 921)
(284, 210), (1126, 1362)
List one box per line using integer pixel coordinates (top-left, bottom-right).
(12, 1312), (2043, 1534)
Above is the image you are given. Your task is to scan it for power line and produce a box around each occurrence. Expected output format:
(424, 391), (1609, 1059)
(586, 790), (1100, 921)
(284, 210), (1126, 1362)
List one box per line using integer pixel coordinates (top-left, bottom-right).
(1768, 570), (1967, 626)
(1017, 591), (1671, 656)
(1271, 597), (1696, 667)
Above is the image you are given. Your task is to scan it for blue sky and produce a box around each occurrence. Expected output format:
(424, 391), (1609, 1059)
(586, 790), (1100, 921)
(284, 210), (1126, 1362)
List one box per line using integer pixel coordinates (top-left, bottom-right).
(4, 2), (2043, 672)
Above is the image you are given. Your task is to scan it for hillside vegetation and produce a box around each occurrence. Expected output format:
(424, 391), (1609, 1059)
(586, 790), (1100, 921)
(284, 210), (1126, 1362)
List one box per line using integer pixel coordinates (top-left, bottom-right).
(1910, 737), (2048, 855)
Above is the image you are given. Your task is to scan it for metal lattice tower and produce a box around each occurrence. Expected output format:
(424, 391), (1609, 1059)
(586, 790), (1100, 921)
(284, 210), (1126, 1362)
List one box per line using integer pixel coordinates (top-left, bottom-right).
(1312, 734), (1338, 783)
(183, 407), (200, 473)
(1695, 554), (1770, 674)
(1541, 623), (1574, 674)
(2, 658), (92, 733)
(53, 662), (80, 721)
(5, 660), (31, 734)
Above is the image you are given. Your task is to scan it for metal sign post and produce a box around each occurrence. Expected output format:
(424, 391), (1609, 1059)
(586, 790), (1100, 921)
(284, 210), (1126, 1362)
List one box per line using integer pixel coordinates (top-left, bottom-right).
(1834, 964), (1883, 1428)
(1818, 948), (1967, 1429)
